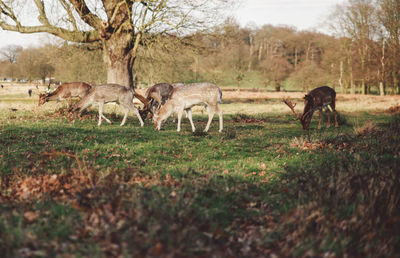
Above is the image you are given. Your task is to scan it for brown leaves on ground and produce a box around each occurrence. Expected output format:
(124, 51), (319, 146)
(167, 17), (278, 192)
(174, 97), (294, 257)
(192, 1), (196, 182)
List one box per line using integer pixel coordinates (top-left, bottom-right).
(232, 113), (266, 123)
(353, 120), (378, 136)
(46, 107), (98, 123)
(387, 104), (400, 113)
(24, 211), (39, 223)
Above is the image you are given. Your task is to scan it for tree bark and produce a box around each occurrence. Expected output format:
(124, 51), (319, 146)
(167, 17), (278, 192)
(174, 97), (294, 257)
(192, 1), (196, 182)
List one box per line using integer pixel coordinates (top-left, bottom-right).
(379, 82), (385, 96)
(101, 22), (137, 88)
(339, 61), (344, 94)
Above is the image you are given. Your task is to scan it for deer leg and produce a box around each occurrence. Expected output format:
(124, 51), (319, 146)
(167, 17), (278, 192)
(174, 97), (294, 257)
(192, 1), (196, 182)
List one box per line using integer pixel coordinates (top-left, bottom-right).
(132, 106), (144, 127)
(101, 114), (112, 124)
(327, 112), (331, 128)
(155, 96), (162, 110)
(119, 106), (129, 126)
(98, 102), (112, 126)
(216, 105), (223, 132)
(318, 110), (322, 130)
(126, 102), (144, 127)
(98, 103), (111, 124)
(98, 102), (104, 126)
(186, 108), (196, 132)
(334, 111), (338, 128)
(177, 108), (184, 132)
(204, 105), (215, 132)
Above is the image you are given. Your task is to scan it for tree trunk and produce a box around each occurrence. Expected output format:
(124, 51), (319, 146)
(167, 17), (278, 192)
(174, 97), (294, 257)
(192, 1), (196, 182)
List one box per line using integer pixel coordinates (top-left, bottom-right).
(248, 34), (253, 71)
(102, 31), (136, 88)
(258, 40), (264, 61)
(379, 82), (385, 96)
(339, 60), (344, 93)
(361, 79), (366, 95)
(105, 56), (134, 88)
(350, 75), (355, 95)
(275, 81), (281, 92)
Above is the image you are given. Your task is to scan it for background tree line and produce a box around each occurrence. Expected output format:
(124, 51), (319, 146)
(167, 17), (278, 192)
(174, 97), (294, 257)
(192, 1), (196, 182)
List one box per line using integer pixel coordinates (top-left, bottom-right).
(0, 0), (399, 94)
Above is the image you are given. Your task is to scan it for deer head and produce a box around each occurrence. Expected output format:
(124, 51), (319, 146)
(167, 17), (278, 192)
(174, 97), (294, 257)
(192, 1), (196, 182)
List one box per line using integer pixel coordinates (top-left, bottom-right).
(282, 97), (313, 130)
(300, 94), (315, 130)
(138, 106), (153, 120)
(38, 93), (48, 106)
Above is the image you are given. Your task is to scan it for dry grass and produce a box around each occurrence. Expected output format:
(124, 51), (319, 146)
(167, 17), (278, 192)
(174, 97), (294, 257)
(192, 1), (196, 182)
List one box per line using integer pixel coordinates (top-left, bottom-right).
(353, 120), (378, 136)
(1, 84), (399, 116)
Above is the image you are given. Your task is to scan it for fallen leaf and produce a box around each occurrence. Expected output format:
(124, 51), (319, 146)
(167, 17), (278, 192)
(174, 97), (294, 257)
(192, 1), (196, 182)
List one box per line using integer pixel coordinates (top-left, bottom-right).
(24, 211), (39, 223)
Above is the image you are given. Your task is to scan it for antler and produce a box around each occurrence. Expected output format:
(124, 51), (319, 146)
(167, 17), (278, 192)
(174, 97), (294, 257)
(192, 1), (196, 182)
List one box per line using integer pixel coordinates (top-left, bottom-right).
(282, 98), (301, 120)
(134, 92), (151, 109)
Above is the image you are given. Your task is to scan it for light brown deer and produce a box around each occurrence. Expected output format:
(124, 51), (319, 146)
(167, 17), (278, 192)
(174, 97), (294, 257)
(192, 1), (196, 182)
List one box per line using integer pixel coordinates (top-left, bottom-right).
(153, 82), (223, 132)
(38, 82), (92, 107)
(70, 84), (144, 127)
(283, 86), (338, 130)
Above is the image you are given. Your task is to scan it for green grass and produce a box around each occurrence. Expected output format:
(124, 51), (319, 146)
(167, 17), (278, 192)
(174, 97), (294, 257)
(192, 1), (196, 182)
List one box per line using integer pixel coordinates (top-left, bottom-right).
(0, 110), (399, 257)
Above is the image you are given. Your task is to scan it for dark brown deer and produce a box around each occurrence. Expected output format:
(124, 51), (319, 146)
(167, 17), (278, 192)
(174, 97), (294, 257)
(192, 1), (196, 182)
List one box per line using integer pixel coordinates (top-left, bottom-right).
(283, 86), (338, 130)
(38, 82), (92, 107)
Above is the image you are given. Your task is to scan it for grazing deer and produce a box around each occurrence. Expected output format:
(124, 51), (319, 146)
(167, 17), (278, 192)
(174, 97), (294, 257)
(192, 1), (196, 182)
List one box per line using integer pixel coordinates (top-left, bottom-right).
(153, 82), (223, 132)
(38, 82), (92, 107)
(70, 84), (144, 127)
(283, 86), (338, 130)
(139, 83), (174, 120)
(138, 83), (186, 120)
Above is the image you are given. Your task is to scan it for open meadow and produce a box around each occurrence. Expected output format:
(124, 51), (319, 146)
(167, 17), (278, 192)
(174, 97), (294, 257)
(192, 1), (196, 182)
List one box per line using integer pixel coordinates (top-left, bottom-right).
(1, 84), (400, 257)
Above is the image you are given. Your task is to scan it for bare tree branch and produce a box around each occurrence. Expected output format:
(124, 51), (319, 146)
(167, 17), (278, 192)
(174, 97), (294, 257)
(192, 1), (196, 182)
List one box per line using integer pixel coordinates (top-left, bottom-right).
(69, 0), (104, 31)
(59, 0), (78, 30)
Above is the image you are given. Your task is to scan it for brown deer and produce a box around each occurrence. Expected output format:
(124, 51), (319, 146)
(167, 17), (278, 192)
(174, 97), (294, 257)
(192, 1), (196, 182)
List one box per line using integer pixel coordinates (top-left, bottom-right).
(38, 82), (92, 107)
(138, 83), (185, 120)
(70, 84), (144, 127)
(153, 82), (223, 132)
(283, 86), (338, 130)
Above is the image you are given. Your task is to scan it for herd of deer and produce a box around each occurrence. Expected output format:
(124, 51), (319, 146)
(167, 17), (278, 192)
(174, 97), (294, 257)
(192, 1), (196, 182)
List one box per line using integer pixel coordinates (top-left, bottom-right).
(38, 82), (338, 131)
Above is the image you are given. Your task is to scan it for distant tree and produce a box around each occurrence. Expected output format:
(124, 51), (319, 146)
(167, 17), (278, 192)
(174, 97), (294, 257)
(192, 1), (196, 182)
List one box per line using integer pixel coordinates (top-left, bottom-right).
(259, 57), (292, 91)
(4, 63), (19, 81)
(0, 44), (23, 63)
(17, 48), (41, 81)
(38, 64), (55, 84)
(51, 43), (106, 83)
(289, 61), (330, 91)
(329, 0), (379, 94)
(377, 0), (400, 94)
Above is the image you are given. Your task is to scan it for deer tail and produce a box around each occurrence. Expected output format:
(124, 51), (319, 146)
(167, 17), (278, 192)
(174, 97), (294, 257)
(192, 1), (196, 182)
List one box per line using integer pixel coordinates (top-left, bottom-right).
(218, 88), (223, 104)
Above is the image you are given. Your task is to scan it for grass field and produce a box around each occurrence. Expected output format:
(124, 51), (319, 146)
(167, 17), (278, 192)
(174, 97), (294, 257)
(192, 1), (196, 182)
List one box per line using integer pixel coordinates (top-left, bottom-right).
(1, 84), (400, 257)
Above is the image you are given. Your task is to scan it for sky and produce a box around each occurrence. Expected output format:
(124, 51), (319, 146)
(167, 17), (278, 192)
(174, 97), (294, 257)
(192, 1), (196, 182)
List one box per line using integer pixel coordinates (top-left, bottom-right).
(235, 0), (346, 32)
(0, 0), (346, 49)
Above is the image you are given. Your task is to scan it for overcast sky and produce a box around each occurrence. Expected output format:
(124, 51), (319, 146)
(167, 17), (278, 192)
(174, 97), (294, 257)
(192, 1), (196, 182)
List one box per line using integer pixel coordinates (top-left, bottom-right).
(0, 0), (346, 49)
(235, 0), (346, 32)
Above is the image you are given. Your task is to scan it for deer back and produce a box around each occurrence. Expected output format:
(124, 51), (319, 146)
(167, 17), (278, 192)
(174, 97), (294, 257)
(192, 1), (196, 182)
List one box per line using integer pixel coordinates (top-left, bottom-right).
(38, 82), (92, 106)
(305, 86), (336, 111)
(61, 82), (92, 98)
(168, 83), (221, 107)
(72, 84), (132, 112)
